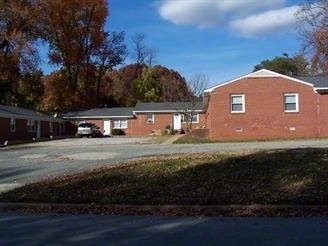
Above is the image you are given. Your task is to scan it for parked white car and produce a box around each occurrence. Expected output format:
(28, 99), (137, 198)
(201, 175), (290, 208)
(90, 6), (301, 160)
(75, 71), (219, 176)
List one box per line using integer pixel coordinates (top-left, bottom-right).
(76, 123), (103, 138)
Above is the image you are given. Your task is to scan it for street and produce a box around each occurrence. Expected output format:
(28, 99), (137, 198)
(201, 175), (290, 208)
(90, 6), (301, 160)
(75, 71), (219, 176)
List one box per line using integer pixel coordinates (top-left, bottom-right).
(0, 213), (328, 246)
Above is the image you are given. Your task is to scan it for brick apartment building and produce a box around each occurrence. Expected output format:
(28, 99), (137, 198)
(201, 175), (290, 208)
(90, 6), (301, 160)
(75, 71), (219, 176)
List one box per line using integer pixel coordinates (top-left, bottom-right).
(204, 69), (328, 141)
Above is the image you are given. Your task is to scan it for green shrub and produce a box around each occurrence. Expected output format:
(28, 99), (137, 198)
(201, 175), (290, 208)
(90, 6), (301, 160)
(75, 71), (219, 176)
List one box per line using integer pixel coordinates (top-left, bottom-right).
(111, 129), (126, 135)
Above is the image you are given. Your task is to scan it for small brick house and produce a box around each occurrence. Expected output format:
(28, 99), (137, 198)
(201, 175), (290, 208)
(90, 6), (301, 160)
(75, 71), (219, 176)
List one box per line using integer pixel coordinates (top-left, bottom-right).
(60, 107), (135, 136)
(131, 102), (206, 136)
(203, 69), (328, 141)
(61, 102), (207, 136)
(0, 104), (66, 142)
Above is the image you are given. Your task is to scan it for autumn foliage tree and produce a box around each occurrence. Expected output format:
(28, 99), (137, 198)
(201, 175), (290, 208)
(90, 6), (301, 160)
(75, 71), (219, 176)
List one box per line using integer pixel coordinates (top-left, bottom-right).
(100, 64), (194, 107)
(0, 0), (42, 106)
(35, 0), (127, 110)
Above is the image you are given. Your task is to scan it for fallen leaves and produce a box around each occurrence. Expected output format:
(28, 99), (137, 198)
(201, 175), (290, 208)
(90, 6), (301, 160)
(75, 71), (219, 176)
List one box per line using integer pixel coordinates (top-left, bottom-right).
(1, 148), (328, 217)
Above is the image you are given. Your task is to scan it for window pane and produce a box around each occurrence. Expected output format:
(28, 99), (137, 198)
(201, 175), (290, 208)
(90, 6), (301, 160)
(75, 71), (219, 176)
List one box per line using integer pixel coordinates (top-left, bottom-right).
(285, 95), (296, 103)
(113, 120), (127, 129)
(232, 104), (243, 112)
(192, 113), (198, 122)
(121, 120), (127, 129)
(232, 96), (242, 103)
(285, 103), (296, 111)
(113, 120), (120, 129)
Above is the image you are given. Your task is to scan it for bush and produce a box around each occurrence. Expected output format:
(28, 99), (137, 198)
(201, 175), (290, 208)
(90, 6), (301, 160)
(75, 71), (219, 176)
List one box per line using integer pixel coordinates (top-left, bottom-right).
(111, 129), (126, 135)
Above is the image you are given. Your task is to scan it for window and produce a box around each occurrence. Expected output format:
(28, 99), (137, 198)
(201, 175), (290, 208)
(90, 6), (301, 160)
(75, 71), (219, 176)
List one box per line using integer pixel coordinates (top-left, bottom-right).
(231, 94), (245, 113)
(113, 120), (127, 129)
(284, 93), (299, 112)
(146, 113), (154, 124)
(182, 113), (199, 123)
(10, 118), (16, 132)
(49, 121), (53, 133)
(27, 120), (35, 132)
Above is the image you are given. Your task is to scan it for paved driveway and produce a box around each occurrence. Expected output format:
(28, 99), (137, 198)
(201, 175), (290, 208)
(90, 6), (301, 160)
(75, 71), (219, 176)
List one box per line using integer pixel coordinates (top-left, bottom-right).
(1, 137), (328, 193)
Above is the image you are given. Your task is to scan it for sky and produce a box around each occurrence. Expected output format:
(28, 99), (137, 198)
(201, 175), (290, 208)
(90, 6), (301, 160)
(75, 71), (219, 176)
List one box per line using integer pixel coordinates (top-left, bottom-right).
(104, 0), (303, 88)
(40, 0), (303, 88)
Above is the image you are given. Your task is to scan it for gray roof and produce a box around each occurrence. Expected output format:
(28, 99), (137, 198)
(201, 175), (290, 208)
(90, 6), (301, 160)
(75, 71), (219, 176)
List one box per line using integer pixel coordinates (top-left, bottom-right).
(296, 76), (328, 88)
(61, 107), (134, 119)
(0, 105), (61, 121)
(133, 102), (203, 112)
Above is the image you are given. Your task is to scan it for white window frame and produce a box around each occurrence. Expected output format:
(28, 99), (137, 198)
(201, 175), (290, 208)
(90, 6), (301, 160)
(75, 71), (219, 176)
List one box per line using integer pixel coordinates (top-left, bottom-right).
(231, 94), (245, 113)
(27, 120), (35, 132)
(182, 113), (199, 123)
(113, 120), (127, 129)
(146, 113), (154, 124)
(284, 93), (299, 113)
(10, 118), (16, 132)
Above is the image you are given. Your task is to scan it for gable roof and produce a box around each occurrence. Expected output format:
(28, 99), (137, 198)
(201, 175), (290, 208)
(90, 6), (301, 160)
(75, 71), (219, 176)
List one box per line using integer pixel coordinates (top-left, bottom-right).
(133, 102), (203, 113)
(204, 69), (315, 93)
(0, 104), (62, 121)
(295, 76), (328, 89)
(61, 107), (135, 119)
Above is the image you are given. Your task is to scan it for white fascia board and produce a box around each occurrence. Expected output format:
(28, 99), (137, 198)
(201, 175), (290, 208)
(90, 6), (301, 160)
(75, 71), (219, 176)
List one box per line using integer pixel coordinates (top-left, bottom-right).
(204, 69), (314, 93)
(315, 87), (328, 90)
(63, 116), (133, 119)
(133, 109), (203, 114)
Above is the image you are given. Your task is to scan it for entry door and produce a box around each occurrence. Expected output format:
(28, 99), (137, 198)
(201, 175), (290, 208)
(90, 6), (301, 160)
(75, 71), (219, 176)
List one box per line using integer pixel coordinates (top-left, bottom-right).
(36, 120), (41, 139)
(103, 120), (111, 136)
(173, 113), (181, 130)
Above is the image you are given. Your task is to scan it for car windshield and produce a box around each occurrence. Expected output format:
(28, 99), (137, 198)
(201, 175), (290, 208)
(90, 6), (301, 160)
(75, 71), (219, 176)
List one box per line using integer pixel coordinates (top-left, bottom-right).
(78, 123), (95, 127)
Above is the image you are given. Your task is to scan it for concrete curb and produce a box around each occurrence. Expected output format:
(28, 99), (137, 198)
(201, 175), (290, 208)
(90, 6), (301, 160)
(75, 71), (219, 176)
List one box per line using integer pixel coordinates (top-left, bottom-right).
(1, 203), (328, 217)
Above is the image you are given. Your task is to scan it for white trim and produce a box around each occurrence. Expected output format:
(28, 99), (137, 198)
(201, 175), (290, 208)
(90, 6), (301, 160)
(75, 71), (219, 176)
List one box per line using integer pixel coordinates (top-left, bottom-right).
(62, 116), (134, 119)
(204, 69), (314, 93)
(113, 120), (128, 129)
(145, 113), (155, 124)
(284, 93), (299, 113)
(133, 109), (203, 113)
(182, 113), (199, 123)
(231, 94), (245, 113)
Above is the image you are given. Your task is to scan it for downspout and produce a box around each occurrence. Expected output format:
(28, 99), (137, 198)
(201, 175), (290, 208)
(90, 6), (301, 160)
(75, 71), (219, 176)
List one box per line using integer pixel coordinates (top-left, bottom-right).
(316, 92), (321, 137)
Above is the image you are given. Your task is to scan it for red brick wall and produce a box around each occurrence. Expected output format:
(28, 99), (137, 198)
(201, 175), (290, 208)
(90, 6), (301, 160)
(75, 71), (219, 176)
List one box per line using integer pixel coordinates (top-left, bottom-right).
(0, 118), (10, 140)
(129, 112), (207, 136)
(207, 77), (322, 141)
(317, 93), (328, 136)
(0, 118), (36, 141)
(0, 117), (68, 141)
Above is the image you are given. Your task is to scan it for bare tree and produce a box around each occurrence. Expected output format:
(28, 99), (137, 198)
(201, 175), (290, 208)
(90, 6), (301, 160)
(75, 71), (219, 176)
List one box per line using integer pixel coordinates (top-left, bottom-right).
(131, 33), (157, 75)
(176, 74), (208, 132)
(297, 0), (328, 74)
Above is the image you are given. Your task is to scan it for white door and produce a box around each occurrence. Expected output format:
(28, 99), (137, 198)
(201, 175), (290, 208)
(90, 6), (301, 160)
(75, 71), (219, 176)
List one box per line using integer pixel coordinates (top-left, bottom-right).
(173, 113), (181, 130)
(103, 120), (111, 136)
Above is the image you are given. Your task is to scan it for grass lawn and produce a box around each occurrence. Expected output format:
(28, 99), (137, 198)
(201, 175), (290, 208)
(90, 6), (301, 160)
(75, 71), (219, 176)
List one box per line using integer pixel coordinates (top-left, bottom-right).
(1, 148), (328, 210)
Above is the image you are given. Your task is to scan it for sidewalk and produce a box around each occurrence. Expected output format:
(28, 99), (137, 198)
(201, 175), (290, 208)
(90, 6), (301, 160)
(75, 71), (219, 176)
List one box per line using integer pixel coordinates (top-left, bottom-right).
(161, 134), (184, 144)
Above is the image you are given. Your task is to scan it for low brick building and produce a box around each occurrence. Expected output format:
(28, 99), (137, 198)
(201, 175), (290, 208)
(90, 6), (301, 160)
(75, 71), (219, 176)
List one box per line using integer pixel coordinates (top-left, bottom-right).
(204, 69), (328, 141)
(61, 102), (206, 136)
(0, 105), (66, 142)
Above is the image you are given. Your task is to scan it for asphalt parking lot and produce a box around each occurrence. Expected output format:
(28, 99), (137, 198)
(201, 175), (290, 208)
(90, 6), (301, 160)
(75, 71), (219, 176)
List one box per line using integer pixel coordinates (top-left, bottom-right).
(1, 137), (328, 193)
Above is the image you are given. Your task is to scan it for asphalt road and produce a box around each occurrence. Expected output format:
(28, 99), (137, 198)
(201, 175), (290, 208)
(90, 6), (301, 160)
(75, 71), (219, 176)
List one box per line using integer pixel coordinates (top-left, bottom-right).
(1, 137), (328, 193)
(0, 213), (327, 246)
